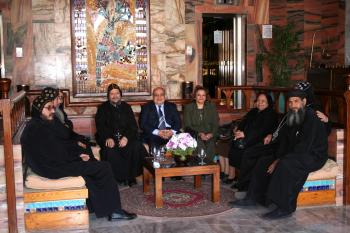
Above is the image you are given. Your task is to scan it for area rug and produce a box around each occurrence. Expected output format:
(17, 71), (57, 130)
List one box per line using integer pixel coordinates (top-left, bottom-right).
(120, 179), (234, 217)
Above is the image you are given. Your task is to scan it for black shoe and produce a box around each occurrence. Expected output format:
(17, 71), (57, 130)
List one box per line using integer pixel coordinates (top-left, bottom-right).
(261, 208), (293, 220)
(230, 183), (240, 190)
(228, 198), (256, 208)
(128, 179), (137, 187)
(224, 178), (235, 184)
(108, 209), (137, 221)
(117, 180), (128, 187)
(220, 172), (227, 180)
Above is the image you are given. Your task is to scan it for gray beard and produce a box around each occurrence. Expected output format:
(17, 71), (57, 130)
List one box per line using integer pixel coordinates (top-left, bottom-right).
(286, 108), (306, 127)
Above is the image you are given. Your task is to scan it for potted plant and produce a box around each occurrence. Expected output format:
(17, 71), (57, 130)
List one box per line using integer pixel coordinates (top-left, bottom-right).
(256, 23), (301, 86)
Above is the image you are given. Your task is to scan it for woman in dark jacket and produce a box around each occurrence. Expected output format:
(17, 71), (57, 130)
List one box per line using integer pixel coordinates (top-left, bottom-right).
(228, 92), (278, 188)
(184, 86), (219, 162)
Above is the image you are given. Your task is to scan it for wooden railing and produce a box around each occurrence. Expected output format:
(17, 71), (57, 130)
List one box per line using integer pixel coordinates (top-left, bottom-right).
(0, 91), (27, 233)
(216, 86), (290, 114)
(216, 86), (346, 126)
(26, 89), (193, 108)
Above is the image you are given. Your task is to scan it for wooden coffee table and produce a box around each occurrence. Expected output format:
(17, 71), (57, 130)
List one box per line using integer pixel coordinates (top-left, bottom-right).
(143, 157), (220, 208)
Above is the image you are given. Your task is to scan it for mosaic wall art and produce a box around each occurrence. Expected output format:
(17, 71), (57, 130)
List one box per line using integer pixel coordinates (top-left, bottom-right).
(72, 0), (150, 96)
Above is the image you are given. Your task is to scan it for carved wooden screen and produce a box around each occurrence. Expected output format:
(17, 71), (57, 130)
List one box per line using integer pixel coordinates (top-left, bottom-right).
(71, 0), (150, 97)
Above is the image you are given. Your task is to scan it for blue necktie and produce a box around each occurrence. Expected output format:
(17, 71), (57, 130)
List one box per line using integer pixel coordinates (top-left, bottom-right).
(158, 106), (166, 130)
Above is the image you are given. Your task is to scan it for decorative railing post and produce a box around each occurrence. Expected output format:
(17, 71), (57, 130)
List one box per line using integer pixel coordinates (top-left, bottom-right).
(344, 74), (350, 205)
(0, 99), (18, 233)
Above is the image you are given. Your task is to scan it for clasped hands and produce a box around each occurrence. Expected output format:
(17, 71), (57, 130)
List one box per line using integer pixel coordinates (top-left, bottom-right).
(77, 141), (90, 161)
(233, 130), (245, 140)
(105, 137), (128, 148)
(158, 129), (173, 139)
(199, 132), (213, 141)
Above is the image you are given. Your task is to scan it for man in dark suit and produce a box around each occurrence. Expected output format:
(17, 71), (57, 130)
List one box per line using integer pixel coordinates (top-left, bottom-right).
(140, 87), (181, 148)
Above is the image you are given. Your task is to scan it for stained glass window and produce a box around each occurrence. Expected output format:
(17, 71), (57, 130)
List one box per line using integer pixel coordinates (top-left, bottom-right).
(71, 0), (150, 96)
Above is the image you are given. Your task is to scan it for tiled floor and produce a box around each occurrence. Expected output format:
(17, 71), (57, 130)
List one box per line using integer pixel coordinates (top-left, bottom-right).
(35, 205), (350, 233)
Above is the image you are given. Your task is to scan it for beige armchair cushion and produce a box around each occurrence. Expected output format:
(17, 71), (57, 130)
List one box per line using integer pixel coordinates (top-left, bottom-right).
(25, 166), (85, 190)
(307, 159), (339, 181)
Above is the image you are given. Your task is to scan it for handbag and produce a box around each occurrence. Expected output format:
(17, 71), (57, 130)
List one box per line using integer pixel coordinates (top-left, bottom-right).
(233, 138), (245, 149)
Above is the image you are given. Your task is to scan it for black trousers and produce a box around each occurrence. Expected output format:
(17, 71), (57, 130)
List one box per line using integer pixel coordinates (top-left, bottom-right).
(103, 140), (145, 182)
(247, 153), (326, 213)
(62, 161), (121, 218)
(237, 143), (277, 191)
(246, 155), (275, 204)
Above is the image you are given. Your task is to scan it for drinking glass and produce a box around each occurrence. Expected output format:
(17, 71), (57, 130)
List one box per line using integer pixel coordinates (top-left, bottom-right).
(155, 149), (161, 162)
(198, 148), (206, 165)
(159, 145), (166, 161)
(151, 146), (158, 157)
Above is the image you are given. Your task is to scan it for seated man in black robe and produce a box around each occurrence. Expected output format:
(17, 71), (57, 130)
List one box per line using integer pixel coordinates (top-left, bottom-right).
(139, 87), (181, 148)
(233, 81), (331, 193)
(41, 87), (92, 145)
(21, 95), (137, 221)
(95, 84), (146, 186)
(230, 89), (328, 220)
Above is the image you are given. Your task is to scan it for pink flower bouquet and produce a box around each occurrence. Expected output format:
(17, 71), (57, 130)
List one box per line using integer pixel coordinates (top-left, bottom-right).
(165, 133), (197, 160)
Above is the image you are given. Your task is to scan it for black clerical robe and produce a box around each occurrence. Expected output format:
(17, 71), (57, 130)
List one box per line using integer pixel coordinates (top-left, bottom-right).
(21, 117), (121, 218)
(95, 101), (146, 182)
(228, 107), (278, 168)
(247, 107), (328, 213)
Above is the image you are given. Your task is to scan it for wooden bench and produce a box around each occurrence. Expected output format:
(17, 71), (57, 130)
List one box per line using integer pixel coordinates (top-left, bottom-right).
(22, 146), (101, 231)
(297, 159), (338, 206)
(24, 188), (89, 231)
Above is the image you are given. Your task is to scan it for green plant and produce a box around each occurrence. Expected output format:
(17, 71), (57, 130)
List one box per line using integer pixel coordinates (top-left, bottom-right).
(256, 23), (301, 86)
(266, 23), (301, 86)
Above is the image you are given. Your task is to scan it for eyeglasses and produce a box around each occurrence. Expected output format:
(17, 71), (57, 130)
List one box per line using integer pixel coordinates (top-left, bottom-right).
(43, 106), (55, 111)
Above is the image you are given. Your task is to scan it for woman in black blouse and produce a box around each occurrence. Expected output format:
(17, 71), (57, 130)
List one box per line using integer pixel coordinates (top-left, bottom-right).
(228, 92), (278, 189)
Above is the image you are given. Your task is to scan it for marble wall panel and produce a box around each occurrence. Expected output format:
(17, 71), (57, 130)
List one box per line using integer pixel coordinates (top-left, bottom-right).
(32, 0), (55, 23)
(34, 55), (57, 86)
(54, 22), (72, 55)
(150, 0), (186, 97)
(166, 54), (186, 79)
(55, 54), (73, 89)
(150, 54), (166, 88)
(185, 24), (199, 84)
(2, 0), (34, 87)
(165, 0), (185, 24)
(54, 0), (70, 24)
(33, 23), (56, 56)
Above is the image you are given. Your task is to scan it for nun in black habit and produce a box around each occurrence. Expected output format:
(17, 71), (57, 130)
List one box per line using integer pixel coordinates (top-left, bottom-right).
(21, 94), (137, 220)
(95, 84), (146, 186)
(230, 90), (328, 219)
(227, 93), (278, 188)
